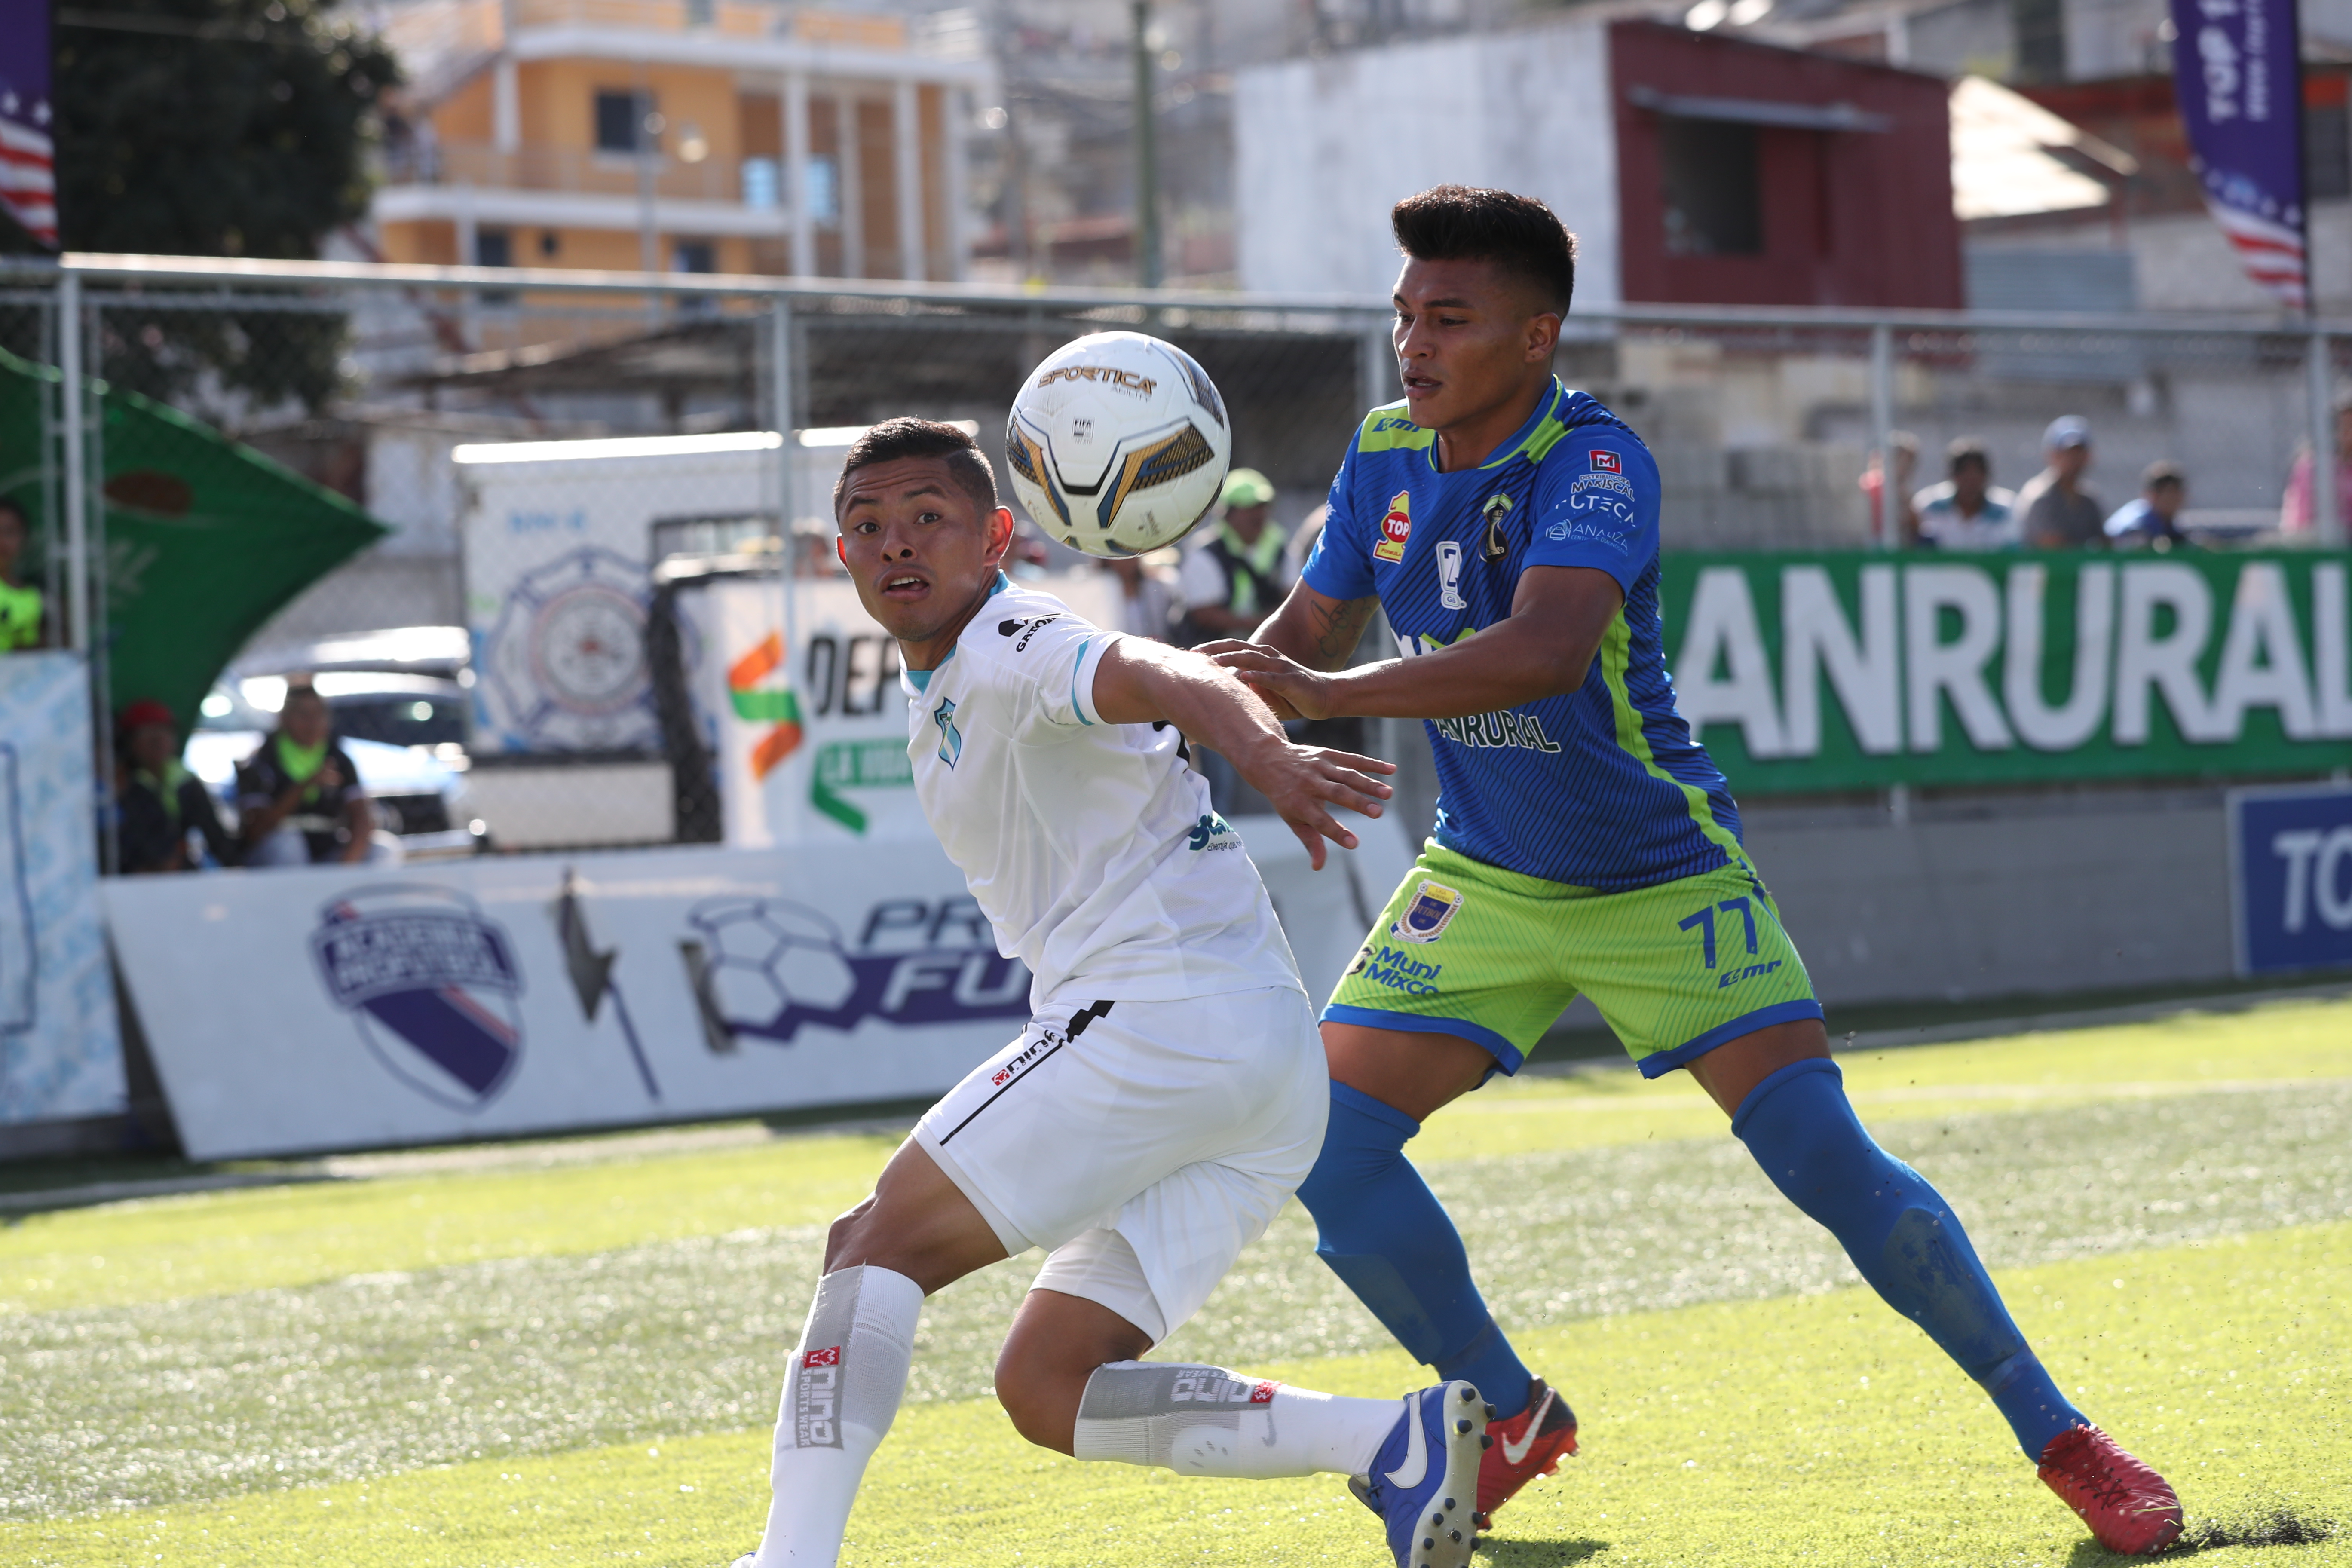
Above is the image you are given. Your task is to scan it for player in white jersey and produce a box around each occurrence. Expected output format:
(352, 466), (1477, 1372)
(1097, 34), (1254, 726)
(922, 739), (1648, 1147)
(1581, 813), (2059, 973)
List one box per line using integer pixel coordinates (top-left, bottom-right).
(728, 419), (1493, 1568)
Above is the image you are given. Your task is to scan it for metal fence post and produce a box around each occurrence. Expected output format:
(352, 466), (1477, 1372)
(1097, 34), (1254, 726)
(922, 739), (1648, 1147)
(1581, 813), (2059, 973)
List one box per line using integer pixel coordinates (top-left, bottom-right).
(1868, 321), (1895, 550)
(1359, 315), (1392, 416)
(58, 269), (88, 655)
(770, 294), (799, 706)
(2309, 326), (2341, 547)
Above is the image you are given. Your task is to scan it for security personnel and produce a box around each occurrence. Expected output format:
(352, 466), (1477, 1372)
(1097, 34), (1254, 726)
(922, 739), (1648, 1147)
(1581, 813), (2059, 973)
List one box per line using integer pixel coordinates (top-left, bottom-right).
(0, 498), (45, 651)
(1176, 468), (1290, 645)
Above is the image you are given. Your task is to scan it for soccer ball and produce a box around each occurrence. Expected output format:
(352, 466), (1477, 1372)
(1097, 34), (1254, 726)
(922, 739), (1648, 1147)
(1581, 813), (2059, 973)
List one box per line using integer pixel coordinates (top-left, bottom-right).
(1004, 331), (1232, 557)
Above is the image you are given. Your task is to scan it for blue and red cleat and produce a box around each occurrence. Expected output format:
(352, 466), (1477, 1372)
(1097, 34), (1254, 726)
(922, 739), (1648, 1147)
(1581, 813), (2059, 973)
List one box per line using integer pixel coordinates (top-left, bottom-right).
(1349, 1380), (1489, 1568)
(1473, 1376), (1579, 1531)
(2037, 1424), (2184, 1555)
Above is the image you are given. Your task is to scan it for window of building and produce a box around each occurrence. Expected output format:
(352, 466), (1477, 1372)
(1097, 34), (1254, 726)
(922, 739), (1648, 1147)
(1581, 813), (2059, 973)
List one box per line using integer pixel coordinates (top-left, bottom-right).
(1659, 116), (1761, 257)
(2308, 103), (2352, 200)
(672, 240), (717, 274)
(474, 229), (512, 267)
(742, 157), (780, 210)
(595, 90), (654, 155)
(2010, 0), (2065, 83)
(807, 156), (840, 226)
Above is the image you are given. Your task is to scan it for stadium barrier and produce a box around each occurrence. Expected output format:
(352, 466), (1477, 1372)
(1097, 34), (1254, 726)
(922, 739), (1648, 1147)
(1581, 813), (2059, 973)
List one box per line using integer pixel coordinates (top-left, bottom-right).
(5, 253), (2352, 1146)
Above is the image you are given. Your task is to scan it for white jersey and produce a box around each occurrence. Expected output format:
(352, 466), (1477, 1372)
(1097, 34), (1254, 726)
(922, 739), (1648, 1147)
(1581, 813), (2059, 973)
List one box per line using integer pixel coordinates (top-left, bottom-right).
(900, 577), (1302, 1009)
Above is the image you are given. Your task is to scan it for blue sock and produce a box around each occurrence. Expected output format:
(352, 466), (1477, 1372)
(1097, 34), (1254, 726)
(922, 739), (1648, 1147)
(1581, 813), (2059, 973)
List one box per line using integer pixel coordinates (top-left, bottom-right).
(1295, 1083), (1535, 1420)
(1731, 1058), (2086, 1460)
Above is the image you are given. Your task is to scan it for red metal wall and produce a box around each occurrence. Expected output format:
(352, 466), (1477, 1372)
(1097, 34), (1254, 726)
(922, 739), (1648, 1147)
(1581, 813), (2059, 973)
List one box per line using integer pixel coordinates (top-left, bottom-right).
(1611, 22), (1962, 308)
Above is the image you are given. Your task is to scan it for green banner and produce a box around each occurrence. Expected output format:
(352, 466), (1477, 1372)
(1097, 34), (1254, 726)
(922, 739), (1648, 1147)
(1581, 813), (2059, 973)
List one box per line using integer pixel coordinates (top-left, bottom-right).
(1657, 551), (2352, 793)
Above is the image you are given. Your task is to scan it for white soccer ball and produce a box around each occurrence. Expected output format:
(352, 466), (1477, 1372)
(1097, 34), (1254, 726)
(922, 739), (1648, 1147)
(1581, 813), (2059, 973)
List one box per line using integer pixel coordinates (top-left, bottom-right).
(1004, 331), (1233, 558)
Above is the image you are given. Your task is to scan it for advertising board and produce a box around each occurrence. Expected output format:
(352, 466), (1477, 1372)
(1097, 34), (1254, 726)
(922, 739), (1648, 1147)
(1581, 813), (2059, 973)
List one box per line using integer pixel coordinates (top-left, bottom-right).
(0, 654), (125, 1126)
(2228, 782), (2352, 976)
(1660, 553), (2352, 793)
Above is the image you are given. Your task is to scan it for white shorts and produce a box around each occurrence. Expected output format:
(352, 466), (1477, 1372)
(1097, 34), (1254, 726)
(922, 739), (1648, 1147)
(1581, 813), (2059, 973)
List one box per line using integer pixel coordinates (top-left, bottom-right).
(913, 985), (1328, 1345)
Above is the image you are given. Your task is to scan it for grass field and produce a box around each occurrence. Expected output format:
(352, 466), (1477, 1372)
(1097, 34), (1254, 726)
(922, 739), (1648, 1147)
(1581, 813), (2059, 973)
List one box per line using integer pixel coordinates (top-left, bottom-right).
(2, 992), (2347, 1566)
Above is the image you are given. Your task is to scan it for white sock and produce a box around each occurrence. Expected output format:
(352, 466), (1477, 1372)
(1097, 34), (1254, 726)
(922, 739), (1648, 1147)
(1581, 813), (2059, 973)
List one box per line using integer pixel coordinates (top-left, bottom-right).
(1071, 1361), (1401, 1480)
(749, 1265), (924, 1568)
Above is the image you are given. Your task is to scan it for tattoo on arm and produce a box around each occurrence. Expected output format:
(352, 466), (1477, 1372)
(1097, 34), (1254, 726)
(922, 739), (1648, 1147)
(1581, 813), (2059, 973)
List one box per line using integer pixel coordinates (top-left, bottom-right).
(1309, 596), (1378, 667)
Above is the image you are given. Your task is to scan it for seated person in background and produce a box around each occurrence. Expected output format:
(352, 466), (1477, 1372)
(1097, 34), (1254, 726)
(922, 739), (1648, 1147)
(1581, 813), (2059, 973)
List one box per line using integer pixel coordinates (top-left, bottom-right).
(1099, 549), (1181, 640)
(236, 683), (402, 868)
(116, 699), (234, 873)
(0, 496), (48, 651)
(1911, 438), (2019, 550)
(2105, 462), (2190, 548)
(1177, 468), (1290, 645)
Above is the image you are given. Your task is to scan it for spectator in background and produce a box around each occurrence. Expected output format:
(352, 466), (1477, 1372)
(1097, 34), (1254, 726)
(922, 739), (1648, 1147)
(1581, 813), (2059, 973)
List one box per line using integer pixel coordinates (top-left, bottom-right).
(1177, 468), (1290, 645)
(116, 699), (234, 873)
(1911, 438), (2019, 550)
(2105, 462), (2191, 549)
(2017, 417), (2107, 548)
(1858, 431), (1920, 545)
(1100, 549), (1181, 640)
(2280, 390), (2352, 535)
(0, 497), (47, 651)
(237, 683), (401, 867)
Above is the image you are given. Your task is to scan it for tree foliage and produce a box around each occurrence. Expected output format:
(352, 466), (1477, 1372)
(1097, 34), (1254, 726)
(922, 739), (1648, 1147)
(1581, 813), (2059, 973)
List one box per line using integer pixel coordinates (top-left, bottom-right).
(25, 0), (401, 411)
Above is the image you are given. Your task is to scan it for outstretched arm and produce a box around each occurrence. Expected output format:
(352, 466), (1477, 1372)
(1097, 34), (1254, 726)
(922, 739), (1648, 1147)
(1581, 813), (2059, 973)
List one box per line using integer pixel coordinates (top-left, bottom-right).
(1213, 564), (1623, 721)
(1090, 637), (1394, 871)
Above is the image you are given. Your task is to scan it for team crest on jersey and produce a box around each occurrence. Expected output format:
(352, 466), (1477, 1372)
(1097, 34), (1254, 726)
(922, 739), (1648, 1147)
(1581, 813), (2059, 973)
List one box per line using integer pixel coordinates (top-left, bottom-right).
(1480, 492), (1515, 563)
(1391, 879), (1463, 943)
(1373, 490), (1412, 563)
(1589, 449), (1622, 474)
(931, 698), (962, 767)
(1436, 539), (1467, 610)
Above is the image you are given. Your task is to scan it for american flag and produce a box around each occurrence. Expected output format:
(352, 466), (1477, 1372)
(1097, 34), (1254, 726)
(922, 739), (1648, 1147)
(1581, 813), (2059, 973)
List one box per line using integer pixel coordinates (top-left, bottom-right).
(0, 5), (55, 249)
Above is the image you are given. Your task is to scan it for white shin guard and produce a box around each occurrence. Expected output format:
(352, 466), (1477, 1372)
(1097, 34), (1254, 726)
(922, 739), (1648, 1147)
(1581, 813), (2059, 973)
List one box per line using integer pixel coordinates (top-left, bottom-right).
(750, 1265), (924, 1568)
(1071, 1361), (1399, 1481)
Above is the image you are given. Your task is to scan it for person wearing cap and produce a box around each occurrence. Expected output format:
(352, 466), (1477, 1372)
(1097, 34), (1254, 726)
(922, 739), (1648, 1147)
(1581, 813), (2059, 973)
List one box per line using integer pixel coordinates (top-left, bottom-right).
(2280, 389), (2352, 534)
(1177, 468), (1291, 645)
(2105, 463), (2191, 548)
(0, 497), (48, 652)
(2016, 417), (2107, 549)
(116, 699), (235, 873)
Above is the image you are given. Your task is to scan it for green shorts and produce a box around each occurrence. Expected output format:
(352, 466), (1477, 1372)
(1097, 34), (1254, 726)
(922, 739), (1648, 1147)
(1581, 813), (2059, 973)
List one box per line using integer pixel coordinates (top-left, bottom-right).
(1324, 841), (1822, 1079)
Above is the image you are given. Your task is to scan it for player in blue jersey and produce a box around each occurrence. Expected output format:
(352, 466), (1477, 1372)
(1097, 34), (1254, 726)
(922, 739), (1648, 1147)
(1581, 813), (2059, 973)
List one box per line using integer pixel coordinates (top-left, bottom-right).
(1210, 186), (2183, 1556)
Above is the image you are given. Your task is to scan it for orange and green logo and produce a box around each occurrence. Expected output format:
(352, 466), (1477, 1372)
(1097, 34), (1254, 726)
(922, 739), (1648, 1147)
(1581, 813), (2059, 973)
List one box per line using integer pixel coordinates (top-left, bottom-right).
(728, 634), (804, 778)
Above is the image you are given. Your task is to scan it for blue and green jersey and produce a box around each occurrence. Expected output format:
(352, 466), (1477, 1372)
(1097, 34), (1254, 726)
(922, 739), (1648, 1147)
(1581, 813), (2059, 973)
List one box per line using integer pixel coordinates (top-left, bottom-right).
(1301, 378), (1740, 893)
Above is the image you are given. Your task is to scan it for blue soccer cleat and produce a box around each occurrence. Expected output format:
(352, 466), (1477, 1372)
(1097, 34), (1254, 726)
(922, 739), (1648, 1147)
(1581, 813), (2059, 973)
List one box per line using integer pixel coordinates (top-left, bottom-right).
(1348, 1381), (1488, 1568)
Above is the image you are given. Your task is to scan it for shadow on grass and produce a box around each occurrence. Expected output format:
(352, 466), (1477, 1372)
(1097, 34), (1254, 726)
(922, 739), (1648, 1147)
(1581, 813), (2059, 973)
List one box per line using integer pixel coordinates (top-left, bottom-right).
(1478, 1537), (1608, 1567)
(2063, 1509), (2337, 1563)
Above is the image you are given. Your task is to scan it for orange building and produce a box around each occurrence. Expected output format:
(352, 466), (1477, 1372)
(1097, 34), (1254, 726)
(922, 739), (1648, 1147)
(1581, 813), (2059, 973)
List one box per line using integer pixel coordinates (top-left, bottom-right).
(374, 0), (989, 281)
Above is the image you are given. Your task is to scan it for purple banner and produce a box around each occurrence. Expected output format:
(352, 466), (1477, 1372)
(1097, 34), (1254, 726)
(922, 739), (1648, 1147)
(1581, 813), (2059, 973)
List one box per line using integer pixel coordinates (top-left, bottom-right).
(0, 0), (54, 248)
(2170, 0), (2308, 309)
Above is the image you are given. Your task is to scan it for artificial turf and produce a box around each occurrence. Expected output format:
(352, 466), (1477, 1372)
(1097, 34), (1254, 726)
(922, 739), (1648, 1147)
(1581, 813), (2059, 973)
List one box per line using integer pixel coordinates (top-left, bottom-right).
(1, 995), (2347, 1565)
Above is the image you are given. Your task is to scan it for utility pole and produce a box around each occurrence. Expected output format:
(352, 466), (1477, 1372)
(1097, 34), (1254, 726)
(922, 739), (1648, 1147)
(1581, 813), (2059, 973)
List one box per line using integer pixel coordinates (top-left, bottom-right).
(1131, 0), (1162, 288)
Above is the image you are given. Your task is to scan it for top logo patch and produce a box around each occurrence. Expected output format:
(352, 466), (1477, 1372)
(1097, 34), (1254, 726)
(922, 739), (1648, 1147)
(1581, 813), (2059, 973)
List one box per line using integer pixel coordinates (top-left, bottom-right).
(1589, 450), (1622, 474)
(1373, 490), (1412, 563)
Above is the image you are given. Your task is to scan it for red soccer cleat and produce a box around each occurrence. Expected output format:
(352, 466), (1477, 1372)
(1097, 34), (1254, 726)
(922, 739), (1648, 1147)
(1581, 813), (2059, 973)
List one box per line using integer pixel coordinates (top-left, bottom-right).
(2037, 1424), (2184, 1556)
(1472, 1377), (1579, 1531)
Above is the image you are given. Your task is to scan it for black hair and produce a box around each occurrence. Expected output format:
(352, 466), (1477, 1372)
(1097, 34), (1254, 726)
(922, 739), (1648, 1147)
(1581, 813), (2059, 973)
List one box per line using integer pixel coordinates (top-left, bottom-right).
(0, 496), (27, 530)
(2143, 460), (2185, 490)
(283, 682), (324, 706)
(1390, 185), (1577, 314)
(1947, 437), (1991, 476)
(833, 418), (999, 519)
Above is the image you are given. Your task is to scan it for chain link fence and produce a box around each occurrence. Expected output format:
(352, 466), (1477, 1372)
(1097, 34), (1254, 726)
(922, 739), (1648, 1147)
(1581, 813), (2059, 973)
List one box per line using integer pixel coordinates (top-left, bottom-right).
(2, 256), (2345, 872)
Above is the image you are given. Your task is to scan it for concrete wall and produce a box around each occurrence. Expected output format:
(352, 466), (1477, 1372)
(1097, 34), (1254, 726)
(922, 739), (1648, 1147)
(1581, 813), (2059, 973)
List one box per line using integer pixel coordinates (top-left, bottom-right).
(1742, 785), (2235, 1007)
(1234, 19), (1622, 307)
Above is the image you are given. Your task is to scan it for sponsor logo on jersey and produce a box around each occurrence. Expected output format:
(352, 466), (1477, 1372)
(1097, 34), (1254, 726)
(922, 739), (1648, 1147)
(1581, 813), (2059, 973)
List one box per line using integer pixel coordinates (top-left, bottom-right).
(988, 1024), (1063, 1088)
(1036, 364), (1157, 396)
(931, 698), (962, 767)
(1187, 811), (1240, 851)
(1546, 516), (1632, 545)
(1570, 471), (1634, 499)
(1436, 539), (1467, 610)
(997, 613), (1063, 652)
(1431, 709), (1565, 754)
(1373, 490), (1413, 562)
(1589, 449), (1622, 474)
(1359, 944), (1443, 996)
(1392, 880), (1463, 943)
(1718, 958), (1785, 989)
